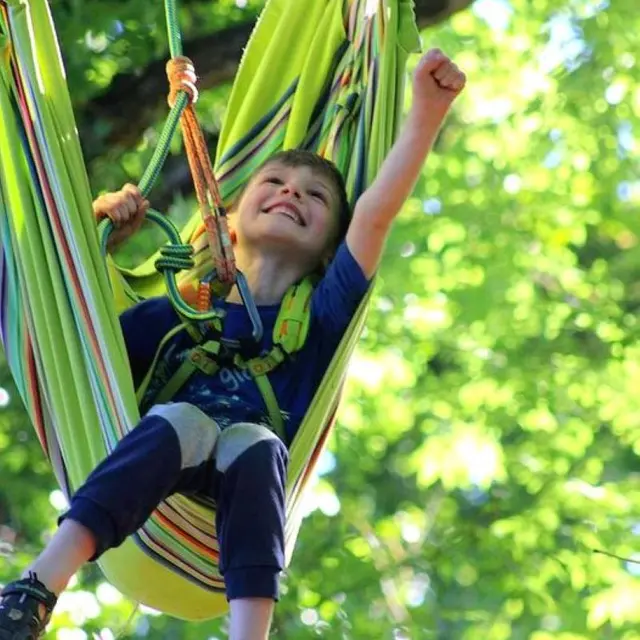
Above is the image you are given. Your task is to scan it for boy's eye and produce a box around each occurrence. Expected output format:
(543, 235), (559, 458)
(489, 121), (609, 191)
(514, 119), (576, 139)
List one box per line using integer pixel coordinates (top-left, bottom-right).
(265, 176), (283, 185)
(308, 190), (327, 203)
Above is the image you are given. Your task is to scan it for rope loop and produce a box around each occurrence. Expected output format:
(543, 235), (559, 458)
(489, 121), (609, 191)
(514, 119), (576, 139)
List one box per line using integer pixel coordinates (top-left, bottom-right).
(155, 243), (195, 273)
(167, 56), (199, 107)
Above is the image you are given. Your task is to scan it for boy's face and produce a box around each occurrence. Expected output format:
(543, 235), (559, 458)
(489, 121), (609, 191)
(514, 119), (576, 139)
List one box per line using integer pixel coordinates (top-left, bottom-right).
(233, 162), (339, 265)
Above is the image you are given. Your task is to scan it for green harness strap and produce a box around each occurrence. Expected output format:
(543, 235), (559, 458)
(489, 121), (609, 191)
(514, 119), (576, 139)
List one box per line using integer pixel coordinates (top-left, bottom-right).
(136, 278), (314, 442)
(135, 324), (189, 406)
(233, 346), (287, 438)
(154, 340), (222, 406)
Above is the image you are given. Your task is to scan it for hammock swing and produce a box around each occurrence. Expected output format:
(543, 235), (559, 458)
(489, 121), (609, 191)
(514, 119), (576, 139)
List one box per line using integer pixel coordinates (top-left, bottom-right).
(0, 0), (419, 621)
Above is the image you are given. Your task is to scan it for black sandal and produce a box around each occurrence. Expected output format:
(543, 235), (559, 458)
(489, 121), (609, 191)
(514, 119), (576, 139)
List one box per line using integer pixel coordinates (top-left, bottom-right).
(0, 573), (57, 640)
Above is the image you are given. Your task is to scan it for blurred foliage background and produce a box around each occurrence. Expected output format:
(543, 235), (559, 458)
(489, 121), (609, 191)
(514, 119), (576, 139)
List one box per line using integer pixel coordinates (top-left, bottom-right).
(1, 0), (640, 637)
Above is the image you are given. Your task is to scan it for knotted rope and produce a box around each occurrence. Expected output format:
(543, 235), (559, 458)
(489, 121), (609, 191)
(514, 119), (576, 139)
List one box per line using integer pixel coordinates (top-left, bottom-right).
(166, 56), (236, 286)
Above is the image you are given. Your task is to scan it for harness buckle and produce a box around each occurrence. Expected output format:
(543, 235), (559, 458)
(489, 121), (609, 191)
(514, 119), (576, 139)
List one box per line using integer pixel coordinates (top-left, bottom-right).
(190, 347), (218, 374)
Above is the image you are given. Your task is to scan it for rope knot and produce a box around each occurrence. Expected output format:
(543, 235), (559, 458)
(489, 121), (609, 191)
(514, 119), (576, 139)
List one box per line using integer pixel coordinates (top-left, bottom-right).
(167, 56), (199, 107)
(155, 243), (195, 273)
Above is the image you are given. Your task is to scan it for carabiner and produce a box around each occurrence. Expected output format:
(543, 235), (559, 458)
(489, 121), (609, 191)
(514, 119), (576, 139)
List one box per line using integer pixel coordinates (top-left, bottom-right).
(235, 270), (264, 343)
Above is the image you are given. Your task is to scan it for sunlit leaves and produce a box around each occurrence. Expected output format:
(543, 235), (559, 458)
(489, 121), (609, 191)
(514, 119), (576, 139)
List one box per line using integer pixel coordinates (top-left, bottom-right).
(1, 0), (640, 637)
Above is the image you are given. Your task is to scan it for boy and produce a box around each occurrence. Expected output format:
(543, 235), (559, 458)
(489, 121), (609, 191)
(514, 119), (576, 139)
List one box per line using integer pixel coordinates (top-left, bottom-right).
(0, 49), (465, 640)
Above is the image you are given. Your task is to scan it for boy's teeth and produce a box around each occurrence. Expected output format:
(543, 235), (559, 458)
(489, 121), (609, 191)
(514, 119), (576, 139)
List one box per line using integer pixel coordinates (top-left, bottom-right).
(273, 208), (300, 224)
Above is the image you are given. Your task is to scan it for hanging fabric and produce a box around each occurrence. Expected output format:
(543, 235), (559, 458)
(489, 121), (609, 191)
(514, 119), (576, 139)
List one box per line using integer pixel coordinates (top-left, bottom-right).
(0, 0), (419, 620)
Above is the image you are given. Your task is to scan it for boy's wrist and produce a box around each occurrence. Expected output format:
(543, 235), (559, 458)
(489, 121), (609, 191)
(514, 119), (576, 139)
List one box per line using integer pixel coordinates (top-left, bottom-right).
(406, 102), (449, 132)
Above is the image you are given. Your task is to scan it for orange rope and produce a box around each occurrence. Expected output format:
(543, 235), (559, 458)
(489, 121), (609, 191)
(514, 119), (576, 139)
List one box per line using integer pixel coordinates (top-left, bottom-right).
(166, 56), (236, 285)
(196, 281), (211, 313)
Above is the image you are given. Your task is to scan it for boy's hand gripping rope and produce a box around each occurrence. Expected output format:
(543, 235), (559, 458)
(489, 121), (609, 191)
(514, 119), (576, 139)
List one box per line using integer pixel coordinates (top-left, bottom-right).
(100, 0), (262, 338)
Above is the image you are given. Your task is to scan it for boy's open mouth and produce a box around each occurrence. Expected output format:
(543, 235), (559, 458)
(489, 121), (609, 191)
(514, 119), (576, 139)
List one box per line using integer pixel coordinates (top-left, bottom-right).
(262, 202), (306, 226)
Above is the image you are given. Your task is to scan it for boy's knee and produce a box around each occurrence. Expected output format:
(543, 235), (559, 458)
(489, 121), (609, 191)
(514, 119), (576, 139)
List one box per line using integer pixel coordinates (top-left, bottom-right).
(215, 422), (288, 474)
(147, 402), (220, 469)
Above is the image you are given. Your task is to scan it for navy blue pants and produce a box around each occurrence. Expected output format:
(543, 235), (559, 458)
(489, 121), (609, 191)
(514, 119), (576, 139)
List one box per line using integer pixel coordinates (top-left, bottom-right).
(61, 403), (288, 601)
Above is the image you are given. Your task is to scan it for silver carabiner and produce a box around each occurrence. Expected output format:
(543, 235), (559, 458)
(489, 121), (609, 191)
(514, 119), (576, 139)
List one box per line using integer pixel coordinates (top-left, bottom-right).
(201, 268), (263, 344)
(235, 270), (264, 343)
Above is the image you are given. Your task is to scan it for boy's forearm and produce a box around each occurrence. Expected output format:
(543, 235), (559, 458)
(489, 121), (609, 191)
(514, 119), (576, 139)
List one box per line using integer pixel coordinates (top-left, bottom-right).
(345, 50), (464, 279)
(357, 107), (444, 225)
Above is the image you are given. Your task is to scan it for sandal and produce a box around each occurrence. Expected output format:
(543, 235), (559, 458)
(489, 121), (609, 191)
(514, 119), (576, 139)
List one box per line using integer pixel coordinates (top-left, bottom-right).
(0, 573), (57, 639)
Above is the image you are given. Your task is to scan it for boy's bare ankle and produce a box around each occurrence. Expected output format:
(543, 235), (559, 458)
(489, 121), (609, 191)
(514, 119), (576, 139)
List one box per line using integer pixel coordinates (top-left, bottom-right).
(20, 566), (64, 597)
(21, 519), (97, 596)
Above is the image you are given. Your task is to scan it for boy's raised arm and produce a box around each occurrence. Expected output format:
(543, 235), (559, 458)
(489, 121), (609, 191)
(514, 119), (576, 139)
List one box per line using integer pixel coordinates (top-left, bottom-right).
(346, 49), (466, 279)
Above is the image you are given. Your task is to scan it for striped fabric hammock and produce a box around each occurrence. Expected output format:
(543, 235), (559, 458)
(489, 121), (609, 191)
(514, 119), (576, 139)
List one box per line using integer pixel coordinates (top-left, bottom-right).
(0, 0), (419, 621)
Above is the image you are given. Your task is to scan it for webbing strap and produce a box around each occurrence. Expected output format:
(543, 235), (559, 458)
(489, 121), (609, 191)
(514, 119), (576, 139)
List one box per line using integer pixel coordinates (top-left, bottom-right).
(253, 375), (285, 441)
(234, 347), (286, 377)
(135, 324), (189, 404)
(153, 340), (221, 405)
(234, 346), (287, 440)
(177, 313), (223, 344)
(275, 279), (314, 354)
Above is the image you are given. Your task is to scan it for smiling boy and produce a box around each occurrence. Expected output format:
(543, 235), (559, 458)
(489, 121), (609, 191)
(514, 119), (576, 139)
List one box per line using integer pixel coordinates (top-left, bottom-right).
(0, 48), (465, 640)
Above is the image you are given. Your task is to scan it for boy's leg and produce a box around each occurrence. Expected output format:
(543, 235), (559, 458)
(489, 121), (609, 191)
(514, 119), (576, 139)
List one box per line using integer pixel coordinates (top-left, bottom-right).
(229, 599), (275, 640)
(212, 423), (288, 640)
(59, 403), (219, 564)
(1, 403), (219, 623)
(24, 519), (97, 594)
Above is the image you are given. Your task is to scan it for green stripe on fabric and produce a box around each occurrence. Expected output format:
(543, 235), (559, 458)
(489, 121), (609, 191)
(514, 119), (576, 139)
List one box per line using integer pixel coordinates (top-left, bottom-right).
(0, 0), (419, 621)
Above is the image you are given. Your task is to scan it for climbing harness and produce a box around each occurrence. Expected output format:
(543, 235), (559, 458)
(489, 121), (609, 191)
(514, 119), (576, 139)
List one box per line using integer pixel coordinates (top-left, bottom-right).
(136, 277), (315, 442)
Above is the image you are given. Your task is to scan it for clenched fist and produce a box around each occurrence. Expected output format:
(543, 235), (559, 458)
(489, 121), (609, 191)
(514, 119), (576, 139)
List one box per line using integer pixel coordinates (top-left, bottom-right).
(412, 48), (466, 117)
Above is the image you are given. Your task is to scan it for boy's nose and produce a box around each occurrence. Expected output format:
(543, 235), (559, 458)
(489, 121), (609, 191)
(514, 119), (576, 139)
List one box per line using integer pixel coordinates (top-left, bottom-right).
(280, 183), (301, 199)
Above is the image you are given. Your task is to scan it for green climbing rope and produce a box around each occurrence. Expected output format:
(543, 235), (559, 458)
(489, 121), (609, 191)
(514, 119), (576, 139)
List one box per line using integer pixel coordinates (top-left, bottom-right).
(100, 0), (227, 323)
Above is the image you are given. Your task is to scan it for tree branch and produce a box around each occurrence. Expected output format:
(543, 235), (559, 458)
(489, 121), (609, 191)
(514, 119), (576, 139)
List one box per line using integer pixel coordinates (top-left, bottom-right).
(78, 0), (476, 157)
(78, 23), (249, 158)
(414, 0), (476, 26)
